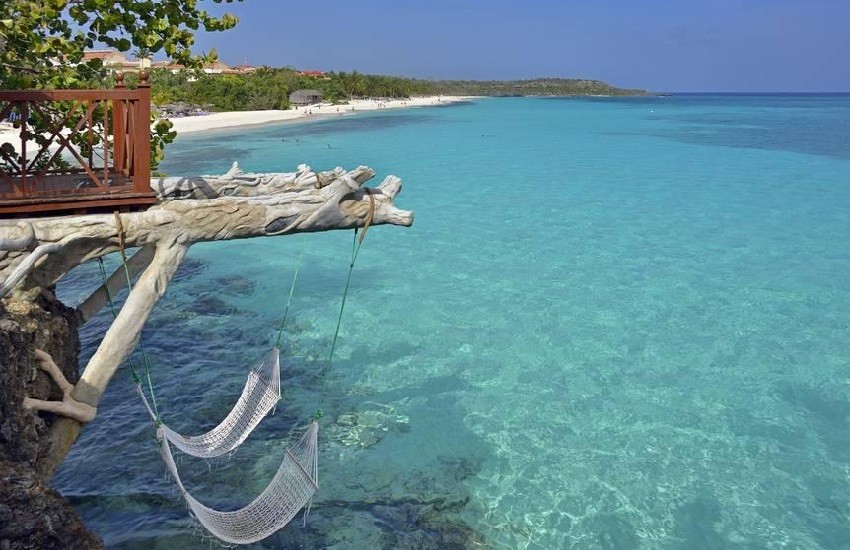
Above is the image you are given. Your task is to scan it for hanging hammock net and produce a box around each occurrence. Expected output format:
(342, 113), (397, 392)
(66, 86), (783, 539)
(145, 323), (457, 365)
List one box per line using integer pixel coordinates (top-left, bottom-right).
(158, 420), (319, 545)
(137, 348), (282, 459)
(135, 349), (319, 544)
(103, 210), (374, 544)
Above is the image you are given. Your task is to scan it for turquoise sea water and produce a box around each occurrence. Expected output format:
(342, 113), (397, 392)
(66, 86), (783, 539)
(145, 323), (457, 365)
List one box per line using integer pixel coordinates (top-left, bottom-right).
(54, 95), (850, 549)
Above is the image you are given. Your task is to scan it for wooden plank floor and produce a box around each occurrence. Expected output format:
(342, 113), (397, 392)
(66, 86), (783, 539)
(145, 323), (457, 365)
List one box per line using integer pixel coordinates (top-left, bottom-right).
(0, 173), (157, 216)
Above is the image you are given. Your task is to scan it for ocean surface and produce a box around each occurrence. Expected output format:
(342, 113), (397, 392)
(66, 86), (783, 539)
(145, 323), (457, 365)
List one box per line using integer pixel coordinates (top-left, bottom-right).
(54, 95), (850, 549)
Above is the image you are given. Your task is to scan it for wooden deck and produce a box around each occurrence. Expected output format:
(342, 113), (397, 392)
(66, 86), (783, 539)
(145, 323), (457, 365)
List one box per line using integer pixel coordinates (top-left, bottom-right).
(0, 177), (157, 216)
(0, 73), (158, 217)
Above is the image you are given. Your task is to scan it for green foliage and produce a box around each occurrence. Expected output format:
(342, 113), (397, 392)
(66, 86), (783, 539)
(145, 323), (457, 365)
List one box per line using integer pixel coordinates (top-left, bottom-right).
(420, 78), (647, 97)
(151, 118), (177, 169)
(0, 0), (241, 171)
(148, 68), (439, 112)
(0, 0), (242, 90)
(295, 71), (437, 101)
(146, 71), (645, 115)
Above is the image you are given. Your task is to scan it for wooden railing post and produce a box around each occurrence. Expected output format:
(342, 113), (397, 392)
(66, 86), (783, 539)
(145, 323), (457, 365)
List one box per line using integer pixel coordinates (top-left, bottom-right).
(20, 101), (29, 192)
(113, 74), (127, 176)
(133, 71), (151, 194)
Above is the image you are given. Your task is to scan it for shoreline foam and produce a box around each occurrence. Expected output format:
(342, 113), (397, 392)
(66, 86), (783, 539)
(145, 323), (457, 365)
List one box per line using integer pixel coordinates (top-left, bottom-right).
(166, 96), (473, 135)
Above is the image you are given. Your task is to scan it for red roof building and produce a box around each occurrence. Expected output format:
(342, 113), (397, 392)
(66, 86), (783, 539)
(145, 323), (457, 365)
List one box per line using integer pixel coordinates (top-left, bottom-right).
(81, 50), (139, 71)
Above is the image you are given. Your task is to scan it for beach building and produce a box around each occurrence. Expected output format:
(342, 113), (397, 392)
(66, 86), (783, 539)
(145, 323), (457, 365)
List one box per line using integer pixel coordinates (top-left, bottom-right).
(233, 64), (258, 74)
(289, 89), (323, 106)
(151, 60), (185, 73)
(151, 59), (255, 75)
(80, 50), (139, 72)
(154, 58), (234, 74)
(200, 60), (232, 74)
(298, 70), (330, 79)
(72, 50), (258, 77)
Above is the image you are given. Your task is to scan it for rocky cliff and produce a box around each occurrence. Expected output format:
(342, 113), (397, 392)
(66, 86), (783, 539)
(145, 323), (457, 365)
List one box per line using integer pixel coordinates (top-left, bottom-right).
(0, 292), (102, 549)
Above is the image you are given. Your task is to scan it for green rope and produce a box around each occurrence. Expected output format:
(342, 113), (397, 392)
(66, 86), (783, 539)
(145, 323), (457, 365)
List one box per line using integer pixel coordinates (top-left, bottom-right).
(115, 248), (161, 422)
(275, 237), (307, 349)
(96, 257), (141, 386)
(316, 228), (366, 419)
(329, 230), (363, 360)
(102, 212), (161, 424)
(96, 257), (118, 319)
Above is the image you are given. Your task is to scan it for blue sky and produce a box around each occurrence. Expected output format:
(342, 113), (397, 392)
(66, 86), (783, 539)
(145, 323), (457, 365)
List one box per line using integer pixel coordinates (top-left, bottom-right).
(194, 0), (850, 92)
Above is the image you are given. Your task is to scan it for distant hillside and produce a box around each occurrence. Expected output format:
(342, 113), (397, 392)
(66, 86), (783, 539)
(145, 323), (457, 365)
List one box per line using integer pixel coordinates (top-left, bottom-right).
(145, 69), (647, 113)
(420, 78), (647, 97)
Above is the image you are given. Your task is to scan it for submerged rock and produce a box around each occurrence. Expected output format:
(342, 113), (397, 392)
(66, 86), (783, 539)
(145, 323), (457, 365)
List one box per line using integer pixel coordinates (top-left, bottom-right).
(186, 295), (238, 316)
(328, 403), (410, 450)
(171, 257), (207, 282)
(376, 502), (483, 550)
(215, 275), (255, 296)
(336, 413), (358, 427)
(312, 498), (484, 550)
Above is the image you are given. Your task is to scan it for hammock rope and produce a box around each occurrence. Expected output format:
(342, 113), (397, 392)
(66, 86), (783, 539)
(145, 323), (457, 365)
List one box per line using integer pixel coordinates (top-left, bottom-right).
(317, 189), (376, 419)
(275, 236), (307, 349)
(113, 213), (161, 422)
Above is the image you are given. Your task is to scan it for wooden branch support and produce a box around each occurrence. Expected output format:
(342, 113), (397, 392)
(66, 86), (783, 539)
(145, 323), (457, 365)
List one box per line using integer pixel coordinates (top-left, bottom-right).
(0, 164), (411, 295)
(23, 349), (97, 424)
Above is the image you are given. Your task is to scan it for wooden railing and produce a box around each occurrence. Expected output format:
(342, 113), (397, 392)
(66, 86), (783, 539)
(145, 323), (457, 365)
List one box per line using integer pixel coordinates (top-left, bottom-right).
(0, 73), (155, 213)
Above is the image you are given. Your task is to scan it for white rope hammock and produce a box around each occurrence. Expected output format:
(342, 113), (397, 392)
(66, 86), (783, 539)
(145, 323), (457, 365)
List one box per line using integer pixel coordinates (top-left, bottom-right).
(135, 348), (319, 544)
(103, 214), (343, 544)
(138, 348), (281, 459)
(158, 420), (319, 545)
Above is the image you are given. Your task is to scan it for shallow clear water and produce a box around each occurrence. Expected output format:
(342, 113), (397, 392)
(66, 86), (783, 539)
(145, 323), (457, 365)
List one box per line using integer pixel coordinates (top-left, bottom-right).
(55, 95), (850, 548)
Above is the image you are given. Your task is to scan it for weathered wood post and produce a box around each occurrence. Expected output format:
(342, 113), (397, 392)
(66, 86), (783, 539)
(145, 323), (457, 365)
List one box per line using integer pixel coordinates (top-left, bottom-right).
(112, 74), (126, 177)
(133, 71), (151, 193)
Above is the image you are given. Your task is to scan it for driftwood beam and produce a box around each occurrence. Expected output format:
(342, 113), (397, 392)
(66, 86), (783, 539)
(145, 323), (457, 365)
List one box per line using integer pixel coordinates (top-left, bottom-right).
(0, 222), (35, 251)
(0, 164), (411, 294)
(151, 163), (377, 199)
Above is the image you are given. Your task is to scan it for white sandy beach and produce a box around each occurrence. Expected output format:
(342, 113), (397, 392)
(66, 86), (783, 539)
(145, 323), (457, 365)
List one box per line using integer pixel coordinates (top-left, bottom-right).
(167, 95), (472, 134)
(0, 96), (472, 154)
